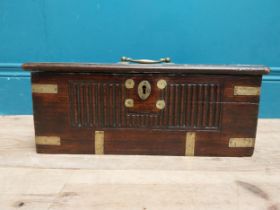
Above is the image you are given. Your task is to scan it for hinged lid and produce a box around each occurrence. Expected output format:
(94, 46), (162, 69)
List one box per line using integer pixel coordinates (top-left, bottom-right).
(22, 62), (270, 75)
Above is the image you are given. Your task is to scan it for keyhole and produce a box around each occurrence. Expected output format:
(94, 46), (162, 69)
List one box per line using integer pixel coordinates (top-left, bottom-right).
(142, 85), (147, 94)
(138, 80), (151, 100)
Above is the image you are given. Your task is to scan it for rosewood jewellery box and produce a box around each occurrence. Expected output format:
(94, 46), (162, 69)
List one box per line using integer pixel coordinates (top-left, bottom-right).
(22, 57), (270, 156)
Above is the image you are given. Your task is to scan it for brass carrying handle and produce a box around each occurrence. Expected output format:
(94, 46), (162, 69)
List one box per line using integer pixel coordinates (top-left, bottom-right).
(121, 56), (171, 64)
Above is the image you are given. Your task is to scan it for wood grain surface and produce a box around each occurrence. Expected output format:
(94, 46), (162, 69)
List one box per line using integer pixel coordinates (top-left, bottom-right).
(22, 62), (270, 75)
(31, 72), (263, 156)
(0, 116), (279, 210)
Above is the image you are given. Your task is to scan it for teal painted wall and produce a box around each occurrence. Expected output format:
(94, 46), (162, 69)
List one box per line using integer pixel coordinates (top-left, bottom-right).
(0, 0), (279, 117)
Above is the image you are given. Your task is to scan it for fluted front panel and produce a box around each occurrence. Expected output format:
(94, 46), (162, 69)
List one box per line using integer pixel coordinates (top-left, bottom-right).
(69, 81), (125, 128)
(161, 83), (222, 129)
(69, 81), (222, 130)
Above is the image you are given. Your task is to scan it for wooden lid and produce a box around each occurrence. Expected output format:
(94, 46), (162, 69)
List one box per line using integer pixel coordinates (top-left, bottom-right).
(22, 62), (270, 75)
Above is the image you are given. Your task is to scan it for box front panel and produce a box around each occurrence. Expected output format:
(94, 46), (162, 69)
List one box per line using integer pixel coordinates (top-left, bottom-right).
(68, 76), (222, 130)
(31, 72), (261, 156)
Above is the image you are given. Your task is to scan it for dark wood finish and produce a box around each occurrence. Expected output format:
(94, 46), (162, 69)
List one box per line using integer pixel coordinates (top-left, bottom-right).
(24, 63), (269, 156)
(23, 62), (269, 75)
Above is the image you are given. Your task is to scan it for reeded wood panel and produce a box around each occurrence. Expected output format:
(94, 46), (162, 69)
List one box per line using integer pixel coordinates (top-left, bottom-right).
(69, 81), (222, 130)
(69, 81), (125, 128)
(161, 83), (222, 129)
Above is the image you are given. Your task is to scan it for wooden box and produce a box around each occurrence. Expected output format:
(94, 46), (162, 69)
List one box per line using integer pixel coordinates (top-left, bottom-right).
(23, 60), (269, 156)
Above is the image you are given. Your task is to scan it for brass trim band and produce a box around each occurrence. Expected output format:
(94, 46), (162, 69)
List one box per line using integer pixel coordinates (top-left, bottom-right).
(229, 138), (255, 147)
(234, 86), (260, 96)
(35, 136), (61, 146)
(185, 132), (196, 156)
(32, 84), (58, 94)
(95, 131), (104, 154)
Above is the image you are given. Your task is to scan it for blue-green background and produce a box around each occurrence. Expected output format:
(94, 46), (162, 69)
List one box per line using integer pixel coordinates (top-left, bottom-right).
(0, 0), (279, 117)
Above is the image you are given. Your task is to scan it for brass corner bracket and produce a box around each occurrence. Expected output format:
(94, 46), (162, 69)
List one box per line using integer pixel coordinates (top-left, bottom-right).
(32, 84), (58, 94)
(234, 86), (260, 96)
(35, 136), (61, 146)
(229, 138), (255, 148)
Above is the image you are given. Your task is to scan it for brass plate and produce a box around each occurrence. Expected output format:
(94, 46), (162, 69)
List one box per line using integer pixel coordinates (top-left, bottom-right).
(185, 132), (196, 156)
(124, 99), (134, 108)
(156, 100), (165, 110)
(229, 138), (255, 147)
(95, 131), (104, 154)
(138, 80), (151, 100)
(234, 86), (260, 96)
(125, 79), (135, 89)
(157, 79), (167, 89)
(32, 84), (58, 94)
(35, 136), (61, 146)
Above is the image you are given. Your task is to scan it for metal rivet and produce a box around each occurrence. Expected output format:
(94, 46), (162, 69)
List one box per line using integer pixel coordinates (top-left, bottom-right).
(125, 79), (135, 89)
(125, 99), (134, 108)
(156, 100), (165, 110)
(157, 79), (167, 89)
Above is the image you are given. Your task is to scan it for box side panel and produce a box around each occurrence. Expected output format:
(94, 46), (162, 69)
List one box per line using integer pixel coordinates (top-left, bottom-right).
(32, 73), (93, 154)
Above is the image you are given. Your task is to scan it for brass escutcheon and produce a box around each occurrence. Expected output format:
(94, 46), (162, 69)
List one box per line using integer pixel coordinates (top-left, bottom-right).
(138, 80), (151, 100)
